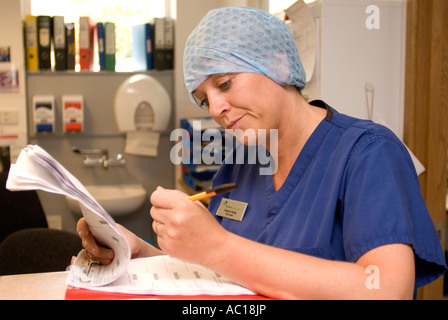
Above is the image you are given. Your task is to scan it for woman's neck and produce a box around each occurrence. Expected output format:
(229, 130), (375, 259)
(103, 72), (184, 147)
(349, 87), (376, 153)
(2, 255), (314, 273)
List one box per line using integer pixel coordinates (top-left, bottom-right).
(271, 92), (327, 190)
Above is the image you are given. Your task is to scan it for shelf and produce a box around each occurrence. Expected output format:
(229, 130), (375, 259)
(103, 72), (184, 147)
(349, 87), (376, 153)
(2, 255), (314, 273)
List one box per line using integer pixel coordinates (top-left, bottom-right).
(26, 69), (173, 77)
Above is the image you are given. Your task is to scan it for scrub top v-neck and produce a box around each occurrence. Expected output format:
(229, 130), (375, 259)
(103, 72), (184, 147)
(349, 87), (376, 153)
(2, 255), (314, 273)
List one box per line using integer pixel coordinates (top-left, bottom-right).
(207, 100), (446, 289)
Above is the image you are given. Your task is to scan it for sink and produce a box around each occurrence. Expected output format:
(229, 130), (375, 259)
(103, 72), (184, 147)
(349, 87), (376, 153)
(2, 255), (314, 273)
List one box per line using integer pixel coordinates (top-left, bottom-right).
(66, 184), (147, 216)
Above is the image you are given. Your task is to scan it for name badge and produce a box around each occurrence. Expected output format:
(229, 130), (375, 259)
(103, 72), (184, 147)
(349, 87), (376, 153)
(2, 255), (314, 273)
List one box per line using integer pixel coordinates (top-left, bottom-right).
(216, 198), (248, 221)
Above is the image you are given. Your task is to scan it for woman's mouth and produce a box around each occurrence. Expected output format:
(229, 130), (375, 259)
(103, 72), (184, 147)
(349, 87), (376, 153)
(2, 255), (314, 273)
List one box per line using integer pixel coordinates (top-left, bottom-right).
(226, 116), (244, 130)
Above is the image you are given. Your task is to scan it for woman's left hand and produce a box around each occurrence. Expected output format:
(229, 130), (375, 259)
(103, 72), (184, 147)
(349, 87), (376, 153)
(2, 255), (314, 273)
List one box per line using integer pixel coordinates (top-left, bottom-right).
(149, 186), (229, 266)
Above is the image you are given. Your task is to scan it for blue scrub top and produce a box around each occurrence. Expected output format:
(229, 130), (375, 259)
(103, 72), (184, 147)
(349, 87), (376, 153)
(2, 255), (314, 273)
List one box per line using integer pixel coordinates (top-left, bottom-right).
(208, 100), (447, 290)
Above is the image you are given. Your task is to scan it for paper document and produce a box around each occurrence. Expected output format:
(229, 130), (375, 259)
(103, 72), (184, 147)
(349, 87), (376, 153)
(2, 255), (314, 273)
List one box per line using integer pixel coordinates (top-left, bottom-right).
(6, 145), (254, 296)
(6, 144), (131, 287)
(71, 254), (255, 296)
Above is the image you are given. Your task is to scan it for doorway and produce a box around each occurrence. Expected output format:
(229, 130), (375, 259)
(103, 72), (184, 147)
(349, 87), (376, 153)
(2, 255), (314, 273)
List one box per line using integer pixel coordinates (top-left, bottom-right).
(403, 0), (448, 300)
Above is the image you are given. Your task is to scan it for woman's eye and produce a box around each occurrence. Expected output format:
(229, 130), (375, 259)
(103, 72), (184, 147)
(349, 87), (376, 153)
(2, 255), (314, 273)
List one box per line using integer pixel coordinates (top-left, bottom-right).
(200, 98), (209, 108)
(192, 93), (209, 109)
(218, 79), (232, 90)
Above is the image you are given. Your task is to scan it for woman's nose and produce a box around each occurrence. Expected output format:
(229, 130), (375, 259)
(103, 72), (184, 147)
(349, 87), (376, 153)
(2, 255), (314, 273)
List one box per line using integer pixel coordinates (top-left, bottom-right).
(208, 93), (230, 118)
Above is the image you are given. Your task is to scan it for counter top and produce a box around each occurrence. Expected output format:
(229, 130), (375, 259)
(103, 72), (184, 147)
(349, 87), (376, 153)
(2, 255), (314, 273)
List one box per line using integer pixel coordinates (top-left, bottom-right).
(0, 271), (270, 300)
(0, 271), (68, 300)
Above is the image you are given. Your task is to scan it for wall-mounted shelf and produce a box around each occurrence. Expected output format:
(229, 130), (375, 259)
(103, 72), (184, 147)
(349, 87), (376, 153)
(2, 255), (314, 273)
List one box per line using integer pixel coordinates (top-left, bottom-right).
(26, 69), (173, 77)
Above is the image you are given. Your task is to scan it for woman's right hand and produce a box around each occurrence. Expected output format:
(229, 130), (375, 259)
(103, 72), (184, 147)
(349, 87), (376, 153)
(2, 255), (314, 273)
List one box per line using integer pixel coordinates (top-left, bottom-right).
(76, 217), (164, 265)
(77, 217), (115, 265)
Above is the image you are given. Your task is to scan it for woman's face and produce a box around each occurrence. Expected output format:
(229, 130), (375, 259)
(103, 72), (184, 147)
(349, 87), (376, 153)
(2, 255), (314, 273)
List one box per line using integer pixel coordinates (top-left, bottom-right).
(192, 73), (287, 144)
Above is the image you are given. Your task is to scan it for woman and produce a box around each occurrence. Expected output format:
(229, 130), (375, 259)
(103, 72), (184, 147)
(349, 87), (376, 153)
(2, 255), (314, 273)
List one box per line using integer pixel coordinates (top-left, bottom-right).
(78, 7), (446, 299)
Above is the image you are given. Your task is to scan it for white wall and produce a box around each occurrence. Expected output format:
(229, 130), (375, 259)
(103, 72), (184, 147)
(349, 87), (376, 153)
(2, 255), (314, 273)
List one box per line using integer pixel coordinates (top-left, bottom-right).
(0, 0), (28, 161)
(173, 0), (221, 123)
(318, 0), (406, 138)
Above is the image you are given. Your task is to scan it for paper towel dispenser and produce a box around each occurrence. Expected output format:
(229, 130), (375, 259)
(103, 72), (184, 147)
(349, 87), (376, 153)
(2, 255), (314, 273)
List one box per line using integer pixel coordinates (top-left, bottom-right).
(114, 74), (171, 132)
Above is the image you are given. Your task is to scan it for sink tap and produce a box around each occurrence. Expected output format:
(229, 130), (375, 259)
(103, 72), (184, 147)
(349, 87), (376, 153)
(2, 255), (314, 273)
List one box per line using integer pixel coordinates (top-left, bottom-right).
(103, 154), (126, 168)
(72, 147), (125, 169)
(72, 147), (108, 158)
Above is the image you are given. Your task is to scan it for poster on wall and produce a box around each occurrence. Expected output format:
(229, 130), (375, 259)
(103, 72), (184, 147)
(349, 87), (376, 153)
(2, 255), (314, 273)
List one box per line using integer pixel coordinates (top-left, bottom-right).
(0, 46), (19, 94)
(0, 47), (11, 62)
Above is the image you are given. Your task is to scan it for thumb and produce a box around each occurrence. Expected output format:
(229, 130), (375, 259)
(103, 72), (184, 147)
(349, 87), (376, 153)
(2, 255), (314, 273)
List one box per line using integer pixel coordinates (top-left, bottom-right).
(150, 186), (188, 209)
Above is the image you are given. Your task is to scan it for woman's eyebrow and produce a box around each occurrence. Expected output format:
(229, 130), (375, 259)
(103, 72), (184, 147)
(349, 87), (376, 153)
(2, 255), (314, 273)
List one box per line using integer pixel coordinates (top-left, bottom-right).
(191, 74), (231, 97)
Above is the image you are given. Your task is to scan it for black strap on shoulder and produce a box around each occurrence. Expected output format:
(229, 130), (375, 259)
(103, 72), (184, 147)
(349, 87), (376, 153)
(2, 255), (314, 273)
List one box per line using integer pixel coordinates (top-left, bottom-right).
(310, 100), (334, 121)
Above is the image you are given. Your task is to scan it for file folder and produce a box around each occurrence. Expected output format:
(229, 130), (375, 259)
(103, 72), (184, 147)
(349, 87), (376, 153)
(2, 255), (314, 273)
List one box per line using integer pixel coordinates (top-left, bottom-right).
(153, 17), (174, 70)
(24, 15), (39, 71)
(65, 286), (270, 300)
(132, 23), (153, 71)
(66, 23), (76, 70)
(53, 16), (66, 70)
(37, 15), (52, 70)
(104, 22), (115, 71)
(97, 22), (106, 70)
(79, 16), (95, 71)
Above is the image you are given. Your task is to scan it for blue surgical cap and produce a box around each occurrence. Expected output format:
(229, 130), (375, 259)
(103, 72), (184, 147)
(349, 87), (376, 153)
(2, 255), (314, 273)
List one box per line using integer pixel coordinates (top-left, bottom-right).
(183, 6), (306, 94)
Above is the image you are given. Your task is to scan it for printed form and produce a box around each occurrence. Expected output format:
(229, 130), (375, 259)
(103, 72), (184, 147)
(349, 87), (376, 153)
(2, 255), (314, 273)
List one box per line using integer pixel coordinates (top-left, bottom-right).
(80, 255), (255, 295)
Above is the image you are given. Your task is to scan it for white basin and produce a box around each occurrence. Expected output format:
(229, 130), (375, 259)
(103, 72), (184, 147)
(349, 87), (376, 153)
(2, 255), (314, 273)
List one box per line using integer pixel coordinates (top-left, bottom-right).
(66, 184), (147, 216)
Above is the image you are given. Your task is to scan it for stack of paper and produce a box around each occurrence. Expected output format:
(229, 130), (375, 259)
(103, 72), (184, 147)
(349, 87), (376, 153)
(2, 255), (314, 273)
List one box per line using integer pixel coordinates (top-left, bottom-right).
(6, 145), (255, 296)
(69, 254), (256, 296)
(6, 144), (131, 287)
